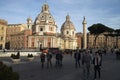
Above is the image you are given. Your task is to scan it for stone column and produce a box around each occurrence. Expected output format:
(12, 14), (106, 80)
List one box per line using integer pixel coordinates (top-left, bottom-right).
(82, 17), (87, 49)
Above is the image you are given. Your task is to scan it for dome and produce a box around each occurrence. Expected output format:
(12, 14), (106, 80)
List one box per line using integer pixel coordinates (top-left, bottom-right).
(27, 17), (32, 22)
(34, 3), (55, 25)
(61, 15), (76, 31)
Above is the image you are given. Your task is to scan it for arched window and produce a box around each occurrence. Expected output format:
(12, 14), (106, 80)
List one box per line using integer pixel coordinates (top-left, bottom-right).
(66, 31), (69, 34)
(72, 31), (74, 35)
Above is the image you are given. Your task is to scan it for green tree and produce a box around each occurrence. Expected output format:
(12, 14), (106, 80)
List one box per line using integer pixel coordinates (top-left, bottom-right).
(0, 61), (19, 80)
(115, 29), (120, 48)
(103, 27), (114, 48)
(88, 23), (114, 48)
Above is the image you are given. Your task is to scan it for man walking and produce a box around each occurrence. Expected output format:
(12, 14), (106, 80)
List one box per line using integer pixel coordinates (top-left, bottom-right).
(40, 52), (45, 69)
(82, 50), (92, 80)
(46, 52), (52, 68)
(93, 52), (102, 80)
(55, 51), (63, 68)
(74, 50), (81, 68)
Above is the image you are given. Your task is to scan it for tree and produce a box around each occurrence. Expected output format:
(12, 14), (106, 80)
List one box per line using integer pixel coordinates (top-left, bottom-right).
(0, 61), (19, 80)
(102, 27), (114, 48)
(88, 23), (114, 48)
(115, 29), (120, 48)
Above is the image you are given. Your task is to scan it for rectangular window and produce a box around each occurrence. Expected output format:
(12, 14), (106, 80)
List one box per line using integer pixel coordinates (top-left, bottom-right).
(0, 36), (3, 40)
(49, 26), (53, 31)
(40, 28), (43, 31)
(32, 42), (34, 48)
(67, 31), (69, 34)
(2, 27), (4, 30)
(1, 37), (3, 40)
(72, 31), (74, 35)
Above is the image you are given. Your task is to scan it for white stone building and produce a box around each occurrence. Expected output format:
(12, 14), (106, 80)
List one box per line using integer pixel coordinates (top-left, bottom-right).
(60, 15), (77, 49)
(27, 3), (78, 50)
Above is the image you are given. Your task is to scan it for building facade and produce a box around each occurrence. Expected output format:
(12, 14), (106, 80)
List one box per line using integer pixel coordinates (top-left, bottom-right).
(0, 19), (7, 49)
(76, 32), (83, 49)
(10, 29), (32, 50)
(60, 15), (77, 50)
(6, 24), (27, 49)
(87, 32), (120, 48)
(28, 3), (58, 50)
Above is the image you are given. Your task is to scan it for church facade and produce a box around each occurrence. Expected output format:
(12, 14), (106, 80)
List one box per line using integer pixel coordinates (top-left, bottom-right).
(27, 3), (58, 49)
(27, 3), (78, 50)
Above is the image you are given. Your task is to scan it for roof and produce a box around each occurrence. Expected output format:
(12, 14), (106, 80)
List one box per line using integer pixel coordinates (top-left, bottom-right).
(61, 15), (76, 30)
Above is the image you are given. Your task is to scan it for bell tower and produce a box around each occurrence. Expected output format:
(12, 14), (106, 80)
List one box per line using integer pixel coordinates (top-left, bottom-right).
(27, 17), (32, 29)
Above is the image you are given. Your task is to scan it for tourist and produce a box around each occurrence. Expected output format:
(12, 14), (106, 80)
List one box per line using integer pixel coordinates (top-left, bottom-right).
(46, 52), (52, 68)
(55, 51), (63, 68)
(74, 50), (81, 68)
(93, 52), (102, 80)
(82, 50), (92, 80)
(40, 52), (45, 69)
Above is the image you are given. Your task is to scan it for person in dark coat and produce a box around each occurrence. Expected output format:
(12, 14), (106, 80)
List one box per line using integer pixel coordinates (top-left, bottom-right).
(46, 52), (52, 68)
(55, 51), (63, 68)
(93, 52), (102, 80)
(74, 50), (81, 68)
(82, 50), (92, 80)
(40, 53), (45, 69)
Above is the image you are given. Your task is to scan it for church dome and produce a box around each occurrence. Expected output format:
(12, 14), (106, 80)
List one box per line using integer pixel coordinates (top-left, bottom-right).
(34, 3), (55, 25)
(32, 3), (57, 35)
(27, 17), (32, 22)
(61, 15), (76, 31)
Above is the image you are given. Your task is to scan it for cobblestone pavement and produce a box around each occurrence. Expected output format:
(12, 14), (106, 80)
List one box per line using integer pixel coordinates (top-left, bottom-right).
(0, 53), (120, 80)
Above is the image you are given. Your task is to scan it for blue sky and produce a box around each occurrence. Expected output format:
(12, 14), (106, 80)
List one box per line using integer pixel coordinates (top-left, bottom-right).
(0, 0), (120, 32)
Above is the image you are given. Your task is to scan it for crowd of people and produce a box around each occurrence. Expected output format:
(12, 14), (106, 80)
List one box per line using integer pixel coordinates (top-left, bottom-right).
(40, 50), (63, 69)
(39, 48), (118, 80)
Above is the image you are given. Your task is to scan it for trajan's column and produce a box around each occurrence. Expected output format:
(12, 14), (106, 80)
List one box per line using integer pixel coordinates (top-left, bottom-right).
(82, 17), (87, 49)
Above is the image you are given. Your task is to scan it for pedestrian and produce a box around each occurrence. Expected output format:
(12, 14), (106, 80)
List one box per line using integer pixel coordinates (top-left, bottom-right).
(70, 50), (73, 56)
(40, 52), (45, 69)
(98, 50), (103, 66)
(55, 51), (63, 68)
(111, 48), (114, 54)
(74, 50), (81, 68)
(90, 50), (94, 62)
(103, 49), (106, 55)
(59, 51), (63, 67)
(93, 52), (102, 80)
(46, 52), (52, 68)
(82, 50), (92, 80)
